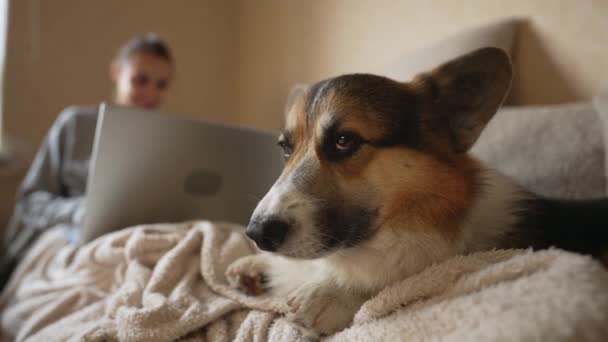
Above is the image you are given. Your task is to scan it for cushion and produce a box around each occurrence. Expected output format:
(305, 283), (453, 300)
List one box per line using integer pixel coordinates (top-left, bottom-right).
(471, 103), (606, 199)
(381, 18), (521, 82)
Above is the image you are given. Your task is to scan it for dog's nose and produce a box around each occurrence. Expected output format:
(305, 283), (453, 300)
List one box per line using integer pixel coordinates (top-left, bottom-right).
(246, 217), (289, 252)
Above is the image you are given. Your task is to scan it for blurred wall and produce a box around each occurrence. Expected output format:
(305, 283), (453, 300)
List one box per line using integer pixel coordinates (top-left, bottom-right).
(5, 0), (608, 157)
(0, 0), (236, 232)
(233, 0), (608, 130)
(4, 0), (236, 149)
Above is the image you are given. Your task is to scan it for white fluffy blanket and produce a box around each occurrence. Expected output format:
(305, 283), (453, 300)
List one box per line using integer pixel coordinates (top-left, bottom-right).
(1, 221), (607, 341)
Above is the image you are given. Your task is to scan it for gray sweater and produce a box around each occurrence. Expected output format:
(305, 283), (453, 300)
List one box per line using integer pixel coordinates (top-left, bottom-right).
(2, 105), (98, 270)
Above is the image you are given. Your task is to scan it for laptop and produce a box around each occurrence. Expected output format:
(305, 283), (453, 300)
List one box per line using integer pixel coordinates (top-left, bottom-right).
(80, 103), (283, 243)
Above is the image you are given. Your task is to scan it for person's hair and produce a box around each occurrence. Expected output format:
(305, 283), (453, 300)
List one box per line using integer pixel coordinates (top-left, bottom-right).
(115, 33), (173, 65)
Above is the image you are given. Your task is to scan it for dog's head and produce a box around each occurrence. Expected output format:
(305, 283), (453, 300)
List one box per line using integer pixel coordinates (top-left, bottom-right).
(247, 47), (512, 259)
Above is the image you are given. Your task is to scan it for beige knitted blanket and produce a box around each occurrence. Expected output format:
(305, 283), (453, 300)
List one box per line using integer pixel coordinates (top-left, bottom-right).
(1, 221), (607, 341)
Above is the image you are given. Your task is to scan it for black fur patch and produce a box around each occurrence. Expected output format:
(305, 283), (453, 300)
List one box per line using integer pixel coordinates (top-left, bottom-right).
(305, 74), (422, 149)
(314, 202), (378, 250)
(503, 198), (608, 258)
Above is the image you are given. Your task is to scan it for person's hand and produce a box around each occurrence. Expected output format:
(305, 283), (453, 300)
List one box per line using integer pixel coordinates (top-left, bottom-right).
(73, 197), (87, 226)
(65, 198), (86, 244)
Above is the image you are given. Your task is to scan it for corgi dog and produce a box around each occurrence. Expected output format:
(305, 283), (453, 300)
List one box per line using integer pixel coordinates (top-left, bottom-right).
(226, 47), (608, 338)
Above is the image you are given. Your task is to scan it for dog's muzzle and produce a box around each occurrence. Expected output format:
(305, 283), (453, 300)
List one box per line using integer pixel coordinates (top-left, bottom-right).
(246, 216), (289, 251)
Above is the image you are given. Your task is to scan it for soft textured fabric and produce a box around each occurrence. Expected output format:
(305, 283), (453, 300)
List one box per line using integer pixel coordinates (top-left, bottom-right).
(1, 221), (607, 342)
(471, 103), (606, 199)
(381, 18), (520, 82)
(1, 105), (98, 289)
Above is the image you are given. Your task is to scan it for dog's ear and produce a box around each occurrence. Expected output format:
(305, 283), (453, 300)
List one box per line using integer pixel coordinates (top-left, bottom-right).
(413, 47), (512, 153)
(284, 84), (308, 114)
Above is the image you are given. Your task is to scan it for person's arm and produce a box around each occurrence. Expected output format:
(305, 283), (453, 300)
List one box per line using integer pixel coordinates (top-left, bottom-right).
(1, 109), (86, 289)
(16, 109), (86, 232)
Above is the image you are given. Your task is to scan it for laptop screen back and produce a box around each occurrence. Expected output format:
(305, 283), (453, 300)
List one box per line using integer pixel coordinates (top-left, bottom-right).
(81, 104), (283, 243)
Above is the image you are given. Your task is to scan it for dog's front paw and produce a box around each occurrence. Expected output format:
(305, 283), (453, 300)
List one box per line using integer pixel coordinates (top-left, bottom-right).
(226, 254), (269, 296)
(285, 284), (363, 338)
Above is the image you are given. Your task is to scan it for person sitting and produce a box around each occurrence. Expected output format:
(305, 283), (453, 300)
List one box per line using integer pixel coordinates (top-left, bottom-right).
(0, 33), (175, 289)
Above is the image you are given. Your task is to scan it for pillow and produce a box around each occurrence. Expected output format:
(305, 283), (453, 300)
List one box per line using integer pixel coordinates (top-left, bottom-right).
(381, 18), (521, 82)
(471, 103), (606, 199)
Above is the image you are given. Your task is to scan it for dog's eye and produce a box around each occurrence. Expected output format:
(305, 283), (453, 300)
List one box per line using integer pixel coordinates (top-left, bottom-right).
(335, 133), (361, 152)
(277, 139), (293, 160)
(323, 131), (364, 161)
